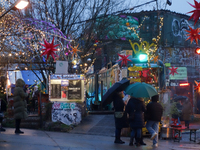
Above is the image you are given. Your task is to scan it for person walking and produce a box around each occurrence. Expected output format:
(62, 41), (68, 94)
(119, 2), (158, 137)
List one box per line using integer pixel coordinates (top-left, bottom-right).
(125, 96), (146, 147)
(145, 94), (163, 147)
(13, 79), (29, 134)
(182, 98), (192, 129)
(113, 91), (128, 144)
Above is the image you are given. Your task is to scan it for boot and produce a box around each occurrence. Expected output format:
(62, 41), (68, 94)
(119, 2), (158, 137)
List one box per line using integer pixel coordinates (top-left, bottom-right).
(15, 119), (24, 134)
(129, 137), (134, 146)
(140, 137), (146, 145)
(135, 138), (141, 147)
(114, 136), (125, 144)
(15, 130), (24, 134)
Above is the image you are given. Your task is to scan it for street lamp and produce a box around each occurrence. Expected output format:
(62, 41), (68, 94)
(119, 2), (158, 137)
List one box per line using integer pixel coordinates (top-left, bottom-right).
(0, 0), (29, 19)
(15, 0), (29, 9)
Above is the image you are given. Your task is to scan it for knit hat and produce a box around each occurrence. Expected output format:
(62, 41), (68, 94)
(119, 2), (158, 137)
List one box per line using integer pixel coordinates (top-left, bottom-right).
(151, 94), (159, 102)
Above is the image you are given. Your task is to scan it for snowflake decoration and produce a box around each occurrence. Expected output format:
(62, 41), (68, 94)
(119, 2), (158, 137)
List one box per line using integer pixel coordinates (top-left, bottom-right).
(186, 26), (200, 44)
(169, 67), (178, 76)
(40, 37), (60, 61)
(187, 0), (200, 25)
(117, 53), (132, 67)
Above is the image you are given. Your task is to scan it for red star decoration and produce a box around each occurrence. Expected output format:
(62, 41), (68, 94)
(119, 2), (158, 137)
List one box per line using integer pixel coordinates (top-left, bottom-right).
(194, 80), (200, 92)
(117, 53), (132, 67)
(186, 26), (200, 44)
(40, 37), (60, 61)
(169, 67), (178, 76)
(187, 0), (200, 25)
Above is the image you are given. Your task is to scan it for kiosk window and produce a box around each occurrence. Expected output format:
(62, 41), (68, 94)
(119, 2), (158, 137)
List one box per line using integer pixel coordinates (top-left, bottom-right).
(51, 84), (61, 98)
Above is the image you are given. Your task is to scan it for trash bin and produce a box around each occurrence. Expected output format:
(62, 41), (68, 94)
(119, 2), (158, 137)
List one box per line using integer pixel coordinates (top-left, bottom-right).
(161, 127), (172, 139)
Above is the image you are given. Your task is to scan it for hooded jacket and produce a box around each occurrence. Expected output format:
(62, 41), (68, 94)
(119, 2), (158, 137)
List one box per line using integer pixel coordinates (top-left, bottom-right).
(13, 79), (28, 119)
(125, 97), (146, 128)
(146, 95), (163, 121)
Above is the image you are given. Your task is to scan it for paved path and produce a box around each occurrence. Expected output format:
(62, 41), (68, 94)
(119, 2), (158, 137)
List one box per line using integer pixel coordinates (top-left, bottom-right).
(0, 114), (200, 150)
(1, 128), (200, 150)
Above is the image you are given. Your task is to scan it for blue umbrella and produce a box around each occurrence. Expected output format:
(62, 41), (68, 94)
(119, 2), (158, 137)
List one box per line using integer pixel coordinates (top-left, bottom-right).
(125, 82), (157, 98)
(102, 78), (130, 107)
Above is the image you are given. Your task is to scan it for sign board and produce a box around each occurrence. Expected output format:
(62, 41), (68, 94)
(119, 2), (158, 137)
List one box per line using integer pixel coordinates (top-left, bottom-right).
(166, 80), (179, 86)
(119, 50), (132, 59)
(169, 67), (187, 80)
(52, 102), (81, 125)
(128, 66), (142, 83)
(55, 61), (68, 74)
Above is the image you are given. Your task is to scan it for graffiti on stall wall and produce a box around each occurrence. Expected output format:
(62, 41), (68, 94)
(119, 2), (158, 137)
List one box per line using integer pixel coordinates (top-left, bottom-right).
(52, 102), (81, 125)
(172, 18), (191, 40)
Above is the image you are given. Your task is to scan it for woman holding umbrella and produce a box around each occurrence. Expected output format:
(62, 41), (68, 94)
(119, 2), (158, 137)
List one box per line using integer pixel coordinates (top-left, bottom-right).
(102, 78), (130, 144)
(125, 82), (158, 146)
(113, 91), (129, 144)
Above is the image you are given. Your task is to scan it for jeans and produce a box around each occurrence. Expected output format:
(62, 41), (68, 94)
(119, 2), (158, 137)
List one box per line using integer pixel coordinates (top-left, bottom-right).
(131, 128), (141, 139)
(146, 120), (159, 145)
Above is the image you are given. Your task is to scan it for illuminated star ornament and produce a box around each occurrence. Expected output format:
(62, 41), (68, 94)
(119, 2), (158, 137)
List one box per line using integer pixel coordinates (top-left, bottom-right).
(194, 80), (200, 92)
(169, 67), (178, 76)
(152, 56), (159, 63)
(70, 44), (82, 56)
(187, 0), (200, 25)
(186, 26), (200, 44)
(40, 37), (60, 61)
(117, 54), (132, 67)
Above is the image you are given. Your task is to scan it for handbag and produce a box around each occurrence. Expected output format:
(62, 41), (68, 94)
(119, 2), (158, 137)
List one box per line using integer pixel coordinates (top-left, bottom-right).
(114, 111), (124, 118)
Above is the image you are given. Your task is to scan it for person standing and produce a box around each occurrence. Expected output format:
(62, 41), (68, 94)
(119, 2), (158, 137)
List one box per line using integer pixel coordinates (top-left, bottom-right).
(125, 97), (146, 147)
(31, 86), (39, 112)
(23, 84), (30, 112)
(145, 94), (163, 147)
(113, 91), (128, 144)
(182, 98), (192, 129)
(13, 79), (29, 134)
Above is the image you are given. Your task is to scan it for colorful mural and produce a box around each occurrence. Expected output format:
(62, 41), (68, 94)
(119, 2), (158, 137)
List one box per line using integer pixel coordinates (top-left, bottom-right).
(52, 102), (82, 125)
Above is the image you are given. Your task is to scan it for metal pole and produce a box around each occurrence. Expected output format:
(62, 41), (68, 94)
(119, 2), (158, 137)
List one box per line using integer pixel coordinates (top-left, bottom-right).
(39, 86), (42, 128)
(100, 80), (103, 110)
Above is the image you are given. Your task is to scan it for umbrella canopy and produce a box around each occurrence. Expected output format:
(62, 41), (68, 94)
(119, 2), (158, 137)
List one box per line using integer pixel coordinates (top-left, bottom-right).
(102, 79), (130, 107)
(125, 82), (157, 98)
(173, 96), (188, 102)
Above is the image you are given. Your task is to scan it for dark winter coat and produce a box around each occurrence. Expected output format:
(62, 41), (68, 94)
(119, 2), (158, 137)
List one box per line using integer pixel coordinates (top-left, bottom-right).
(182, 100), (192, 121)
(113, 94), (128, 129)
(125, 97), (146, 128)
(13, 79), (28, 119)
(146, 101), (163, 122)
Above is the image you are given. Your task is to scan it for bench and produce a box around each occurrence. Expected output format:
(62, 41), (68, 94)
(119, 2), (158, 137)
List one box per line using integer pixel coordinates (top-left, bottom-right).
(172, 127), (198, 142)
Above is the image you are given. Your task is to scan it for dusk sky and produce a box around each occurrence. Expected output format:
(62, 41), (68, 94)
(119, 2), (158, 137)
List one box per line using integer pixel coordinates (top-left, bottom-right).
(166, 0), (196, 14)
(126, 0), (196, 15)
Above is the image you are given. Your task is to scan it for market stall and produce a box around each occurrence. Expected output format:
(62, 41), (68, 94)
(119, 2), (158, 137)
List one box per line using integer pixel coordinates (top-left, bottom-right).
(49, 74), (85, 125)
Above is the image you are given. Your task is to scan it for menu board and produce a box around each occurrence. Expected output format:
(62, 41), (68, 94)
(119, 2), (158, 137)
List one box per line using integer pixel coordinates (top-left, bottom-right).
(68, 80), (81, 100)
